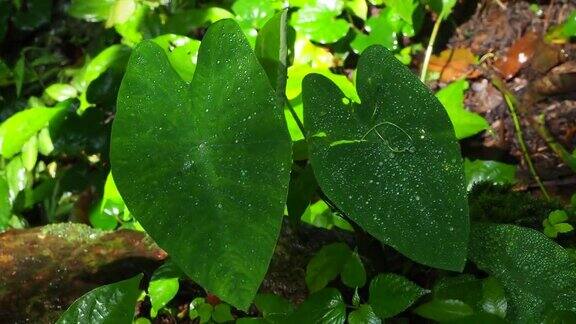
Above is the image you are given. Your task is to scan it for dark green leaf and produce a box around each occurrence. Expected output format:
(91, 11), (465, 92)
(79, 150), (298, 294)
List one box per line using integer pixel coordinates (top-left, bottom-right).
(56, 274), (143, 324)
(303, 45), (469, 271)
(369, 273), (428, 318)
(341, 252), (366, 288)
(254, 293), (293, 318)
(0, 177), (11, 231)
(445, 313), (509, 324)
(288, 288), (346, 324)
(286, 163), (318, 219)
(189, 298), (213, 323)
(13, 0), (52, 31)
(213, 304), (234, 323)
(111, 19), (292, 309)
(348, 304), (382, 324)
(469, 223), (576, 323)
(414, 299), (474, 322)
(14, 56), (25, 98)
(306, 243), (352, 292)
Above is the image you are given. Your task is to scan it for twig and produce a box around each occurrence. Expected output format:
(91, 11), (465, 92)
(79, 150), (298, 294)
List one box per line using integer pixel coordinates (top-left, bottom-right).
(286, 98), (307, 138)
(492, 77), (550, 200)
(420, 11), (444, 82)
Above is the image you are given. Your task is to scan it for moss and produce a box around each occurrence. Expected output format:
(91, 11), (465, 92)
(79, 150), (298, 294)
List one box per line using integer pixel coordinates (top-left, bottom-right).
(40, 223), (107, 243)
(468, 183), (563, 229)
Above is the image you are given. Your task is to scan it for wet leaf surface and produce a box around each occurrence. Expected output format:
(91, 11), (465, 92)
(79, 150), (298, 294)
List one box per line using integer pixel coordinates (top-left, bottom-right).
(303, 45), (469, 271)
(469, 223), (576, 323)
(111, 19), (292, 309)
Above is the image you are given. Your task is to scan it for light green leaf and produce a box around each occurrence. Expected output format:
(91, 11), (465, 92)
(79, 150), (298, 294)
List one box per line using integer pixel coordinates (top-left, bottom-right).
(149, 261), (181, 318)
(369, 273), (428, 318)
(414, 299), (474, 322)
(348, 304), (381, 324)
(21, 135), (38, 171)
(152, 34), (201, 83)
(554, 223), (574, 233)
(291, 0), (349, 44)
(0, 103), (68, 158)
(110, 20), (292, 310)
(68, 0), (115, 22)
(255, 10), (291, 107)
(37, 127), (54, 155)
(45, 83), (78, 101)
(464, 159), (516, 191)
(549, 210), (569, 224)
(56, 274), (142, 324)
(306, 243), (352, 292)
(346, 0), (368, 20)
(288, 288), (346, 324)
(341, 252), (366, 288)
(303, 45), (469, 271)
(6, 157), (27, 200)
(470, 223), (576, 323)
(351, 8), (403, 53)
(301, 200), (353, 231)
(436, 80), (488, 139)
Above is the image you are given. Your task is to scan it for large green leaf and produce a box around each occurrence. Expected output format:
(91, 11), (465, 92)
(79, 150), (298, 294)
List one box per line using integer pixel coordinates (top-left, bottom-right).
(290, 0), (349, 44)
(302, 45), (469, 271)
(111, 19), (292, 309)
(469, 223), (576, 323)
(56, 274), (142, 324)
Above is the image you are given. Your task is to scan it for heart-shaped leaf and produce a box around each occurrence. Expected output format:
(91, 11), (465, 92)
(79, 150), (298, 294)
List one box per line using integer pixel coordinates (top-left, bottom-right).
(303, 45), (469, 271)
(111, 19), (292, 309)
(469, 223), (576, 323)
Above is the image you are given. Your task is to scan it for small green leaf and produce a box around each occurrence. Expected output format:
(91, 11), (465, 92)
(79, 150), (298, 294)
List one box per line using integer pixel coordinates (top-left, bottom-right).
(149, 261), (182, 318)
(189, 298), (213, 323)
(56, 274), (143, 324)
(151, 35), (200, 83)
(470, 223), (576, 322)
(213, 304), (234, 323)
(341, 252), (366, 288)
(351, 8), (403, 53)
(414, 299), (474, 322)
(481, 277), (507, 318)
(348, 304), (381, 324)
(369, 273), (428, 318)
(554, 223), (574, 234)
(21, 135), (38, 171)
(290, 0), (349, 44)
(37, 127), (54, 155)
(111, 20), (292, 309)
(303, 45), (469, 271)
(549, 210), (569, 224)
(436, 80), (488, 139)
(305, 243), (352, 292)
(254, 293), (293, 318)
(464, 159), (517, 191)
(0, 103), (68, 158)
(288, 288), (346, 324)
(6, 156), (27, 199)
(68, 0), (115, 22)
(45, 83), (78, 101)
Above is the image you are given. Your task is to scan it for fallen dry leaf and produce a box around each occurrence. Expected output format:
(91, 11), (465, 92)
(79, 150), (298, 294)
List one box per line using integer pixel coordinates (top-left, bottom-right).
(429, 48), (481, 82)
(493, 31), (539, 79)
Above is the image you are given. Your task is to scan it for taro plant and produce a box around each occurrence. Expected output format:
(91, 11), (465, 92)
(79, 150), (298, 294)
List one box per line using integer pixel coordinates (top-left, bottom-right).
(106, 15), (469, 311)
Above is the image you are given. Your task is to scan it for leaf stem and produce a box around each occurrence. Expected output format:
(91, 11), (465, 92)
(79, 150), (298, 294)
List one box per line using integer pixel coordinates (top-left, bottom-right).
(492, 77), (550, 200)
(286, 98), (307, 139)
(420, 11), (444, 82)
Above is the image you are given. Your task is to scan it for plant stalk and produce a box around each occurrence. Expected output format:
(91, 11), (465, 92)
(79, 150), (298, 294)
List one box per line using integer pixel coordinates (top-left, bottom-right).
(492, 78), (550, 200)
(420, 11), (444, 82)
